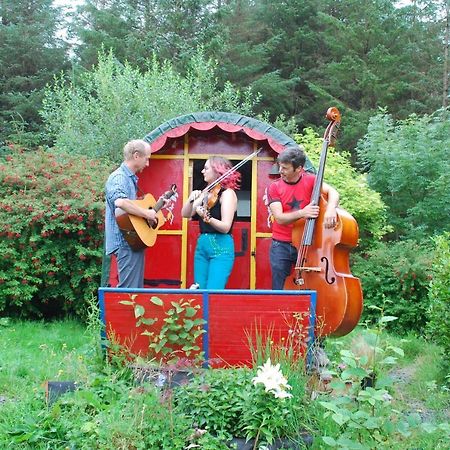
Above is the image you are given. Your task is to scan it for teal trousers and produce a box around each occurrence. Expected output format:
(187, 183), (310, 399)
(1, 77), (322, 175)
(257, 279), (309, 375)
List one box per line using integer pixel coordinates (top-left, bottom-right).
(194, 233), (235, 289)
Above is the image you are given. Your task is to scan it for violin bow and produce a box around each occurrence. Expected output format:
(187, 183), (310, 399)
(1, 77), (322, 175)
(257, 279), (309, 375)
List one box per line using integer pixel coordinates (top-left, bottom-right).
(205, 147), (262, 192)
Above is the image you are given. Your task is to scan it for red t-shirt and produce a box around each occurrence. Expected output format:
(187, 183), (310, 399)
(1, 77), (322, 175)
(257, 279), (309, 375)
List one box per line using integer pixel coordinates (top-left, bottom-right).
(267, 173), (316, 242)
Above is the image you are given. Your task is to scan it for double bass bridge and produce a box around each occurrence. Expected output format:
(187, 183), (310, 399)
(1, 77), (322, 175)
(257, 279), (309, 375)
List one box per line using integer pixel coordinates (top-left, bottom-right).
(293, 266), (322, 286)
(294, 266), (322, 273)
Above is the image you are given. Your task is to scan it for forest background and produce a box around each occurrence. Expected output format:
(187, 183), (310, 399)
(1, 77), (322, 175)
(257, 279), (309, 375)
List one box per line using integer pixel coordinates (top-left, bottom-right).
(0, 0), (449, 374)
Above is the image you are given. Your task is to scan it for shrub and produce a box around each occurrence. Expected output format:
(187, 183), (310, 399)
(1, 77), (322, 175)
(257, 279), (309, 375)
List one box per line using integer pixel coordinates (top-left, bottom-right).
(0, 147), (112, 318)
(352, 240), (434, 334)
(174, 368), (251, 440)
(426, 233), (450, 376)
(41, 49), (261, 163)
(357, 110), (450, 240)
(174, 362), (310, 446)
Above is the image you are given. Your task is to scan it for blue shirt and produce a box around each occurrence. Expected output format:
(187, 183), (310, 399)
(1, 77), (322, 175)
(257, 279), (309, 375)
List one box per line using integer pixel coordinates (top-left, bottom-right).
(105, 163), (138, 255)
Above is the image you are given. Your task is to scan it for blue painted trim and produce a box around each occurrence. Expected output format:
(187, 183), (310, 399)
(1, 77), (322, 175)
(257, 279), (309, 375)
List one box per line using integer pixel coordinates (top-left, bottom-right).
(97, 289), (107, 351)
(306, 291), (317, 369)
(98, 287), (316, 297)
(202, 292), (210, 367)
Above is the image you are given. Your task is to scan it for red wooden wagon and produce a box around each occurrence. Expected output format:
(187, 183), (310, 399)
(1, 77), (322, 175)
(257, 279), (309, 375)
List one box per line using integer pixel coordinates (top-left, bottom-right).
(99, 111), (320, 366)
(102, 111), (315, 290)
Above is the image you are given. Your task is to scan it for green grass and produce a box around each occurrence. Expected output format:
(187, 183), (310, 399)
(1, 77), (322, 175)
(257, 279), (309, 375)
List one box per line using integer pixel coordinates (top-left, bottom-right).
(0, 319), (448, 449)
(0, 319), (92, 396)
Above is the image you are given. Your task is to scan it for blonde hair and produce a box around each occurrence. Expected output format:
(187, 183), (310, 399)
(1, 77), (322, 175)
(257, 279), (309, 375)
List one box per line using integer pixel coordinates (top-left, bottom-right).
(123, 140), (150, 160)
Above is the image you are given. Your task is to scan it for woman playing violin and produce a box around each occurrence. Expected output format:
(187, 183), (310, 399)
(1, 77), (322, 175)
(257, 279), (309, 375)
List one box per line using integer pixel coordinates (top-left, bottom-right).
(181, 156), (241, 289)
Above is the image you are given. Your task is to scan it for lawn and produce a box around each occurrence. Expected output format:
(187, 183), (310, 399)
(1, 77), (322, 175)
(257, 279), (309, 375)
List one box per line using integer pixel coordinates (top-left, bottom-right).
(0, 317), (448, 449)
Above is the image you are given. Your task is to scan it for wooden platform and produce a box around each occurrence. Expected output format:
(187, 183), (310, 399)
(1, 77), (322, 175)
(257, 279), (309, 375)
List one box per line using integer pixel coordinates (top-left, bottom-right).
(98, 288), (316, 367)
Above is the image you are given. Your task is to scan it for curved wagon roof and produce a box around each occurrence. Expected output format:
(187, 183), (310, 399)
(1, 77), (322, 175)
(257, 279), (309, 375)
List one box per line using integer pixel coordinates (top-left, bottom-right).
(143, 111), (300, 155)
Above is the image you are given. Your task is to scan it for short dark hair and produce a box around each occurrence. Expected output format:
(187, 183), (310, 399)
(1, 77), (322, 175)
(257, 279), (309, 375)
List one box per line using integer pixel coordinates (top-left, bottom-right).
(277, 146), (306, 170)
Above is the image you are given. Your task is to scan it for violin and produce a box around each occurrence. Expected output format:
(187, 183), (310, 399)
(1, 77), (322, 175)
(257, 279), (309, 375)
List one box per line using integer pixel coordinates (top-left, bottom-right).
(203, 183), (222, 210)
(285, 108), (363, 337)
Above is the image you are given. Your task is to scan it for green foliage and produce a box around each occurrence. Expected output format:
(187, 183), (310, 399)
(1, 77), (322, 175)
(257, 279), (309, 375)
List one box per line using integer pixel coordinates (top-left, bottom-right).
(41, 49), (260, 163)
(174, 368), (252, 440)
(71, 0), (224, 71)
(296, 128), (390, 248)
(426, 233), (450, 375)
(3, 370), (195, 449)
(174, 318), (312, 446)
(1, 320), (448, 449)
(357, 110), (450, 240)
(240, 363), (302, 445)
(0, 0), (69, 146)
(352, 240), (434, 334)
(319, 350), (449, 449)
(174, 362), (309, 446)
(319, 314), (450, 449)
(0, 147), (112, 318)
(120, 295), (206, 364)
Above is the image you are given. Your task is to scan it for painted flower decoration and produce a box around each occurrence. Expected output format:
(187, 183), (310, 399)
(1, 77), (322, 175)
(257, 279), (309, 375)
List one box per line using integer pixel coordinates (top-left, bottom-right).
(252, 358), (292, 399)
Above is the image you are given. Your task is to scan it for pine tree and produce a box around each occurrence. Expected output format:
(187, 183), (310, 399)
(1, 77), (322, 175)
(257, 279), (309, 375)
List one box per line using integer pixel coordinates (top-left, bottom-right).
(0, 0), (69, 147)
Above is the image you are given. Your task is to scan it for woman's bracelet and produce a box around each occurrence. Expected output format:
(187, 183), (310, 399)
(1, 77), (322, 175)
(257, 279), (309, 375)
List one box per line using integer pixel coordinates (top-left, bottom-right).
(203, 215), (211, 224)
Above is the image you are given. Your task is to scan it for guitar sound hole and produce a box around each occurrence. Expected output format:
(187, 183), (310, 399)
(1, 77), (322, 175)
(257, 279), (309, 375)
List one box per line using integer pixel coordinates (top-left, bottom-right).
(147, 218), (158, 229)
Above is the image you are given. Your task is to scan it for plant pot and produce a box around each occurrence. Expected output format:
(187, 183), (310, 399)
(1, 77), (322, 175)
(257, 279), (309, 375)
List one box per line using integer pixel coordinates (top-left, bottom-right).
(360, 371), (377, 389)
(130, 363), (199, 388)
(229, 432), (313, 449)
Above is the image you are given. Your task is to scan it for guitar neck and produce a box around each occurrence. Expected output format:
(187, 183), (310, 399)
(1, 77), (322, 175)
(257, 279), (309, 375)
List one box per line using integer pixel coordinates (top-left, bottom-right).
(152, 197), (165, 213)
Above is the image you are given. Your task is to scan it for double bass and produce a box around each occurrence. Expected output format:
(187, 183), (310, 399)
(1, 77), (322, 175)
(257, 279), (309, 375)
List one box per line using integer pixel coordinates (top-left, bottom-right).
(284, 107), (363, 337)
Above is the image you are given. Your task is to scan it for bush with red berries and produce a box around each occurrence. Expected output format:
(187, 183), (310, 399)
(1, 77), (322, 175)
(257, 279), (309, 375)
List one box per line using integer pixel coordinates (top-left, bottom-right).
(0, 147), (113, 318)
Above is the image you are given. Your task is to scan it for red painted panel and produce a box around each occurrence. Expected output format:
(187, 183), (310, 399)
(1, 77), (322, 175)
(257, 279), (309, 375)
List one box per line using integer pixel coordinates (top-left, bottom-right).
(228, 222), (251, 288)
(255, 238), (273, 289)
(255, 143), (278, 158)
(186, 221), (199, 286)
(188, 129), (254, 155)
(103, 292), (203, 357)
(138, 158), (184, 230)
(257, 159), (279, 234)
(207, 293), (311, 367)
(186, 222), (251, 289)
(108, 254), (119, 287)
(102, 290), (312, 368)
(144, 235), (182, 288)
(152, 137), (184, 155)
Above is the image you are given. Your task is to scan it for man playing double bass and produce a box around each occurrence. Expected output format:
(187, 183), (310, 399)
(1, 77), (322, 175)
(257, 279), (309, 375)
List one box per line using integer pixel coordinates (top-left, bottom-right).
(267, 146), (340, 290)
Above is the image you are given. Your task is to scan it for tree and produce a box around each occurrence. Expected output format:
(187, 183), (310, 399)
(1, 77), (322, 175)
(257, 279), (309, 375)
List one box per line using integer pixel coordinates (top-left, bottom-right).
(70, 0), (223, 71)
(41, 49), (260, 162)
(302, 0), (445, 151)
(0, 0), (69, 147)
(442, 0), (449, 107)
(215, 0), (324, 123)
(356, 109), (450, 240)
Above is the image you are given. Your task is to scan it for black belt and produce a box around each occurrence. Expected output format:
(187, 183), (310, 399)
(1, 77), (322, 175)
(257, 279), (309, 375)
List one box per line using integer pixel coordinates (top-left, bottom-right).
(272, 238), (292, 244)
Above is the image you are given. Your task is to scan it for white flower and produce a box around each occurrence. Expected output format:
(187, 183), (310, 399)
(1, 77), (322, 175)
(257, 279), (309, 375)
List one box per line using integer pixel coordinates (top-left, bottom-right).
(252, 358), (293, 399)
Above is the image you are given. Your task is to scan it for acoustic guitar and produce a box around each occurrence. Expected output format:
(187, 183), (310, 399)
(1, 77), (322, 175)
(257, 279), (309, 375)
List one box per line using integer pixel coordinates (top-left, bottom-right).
(115, 184), (177, 250)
